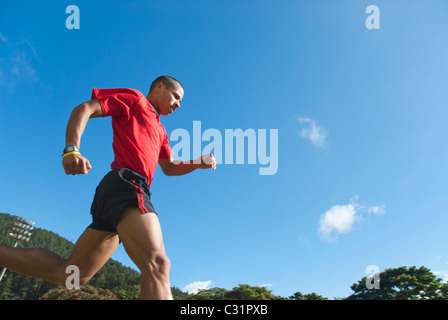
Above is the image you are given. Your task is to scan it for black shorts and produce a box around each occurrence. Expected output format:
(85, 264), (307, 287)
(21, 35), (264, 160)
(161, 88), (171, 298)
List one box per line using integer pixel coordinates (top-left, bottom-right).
(88, 168), (157, 233)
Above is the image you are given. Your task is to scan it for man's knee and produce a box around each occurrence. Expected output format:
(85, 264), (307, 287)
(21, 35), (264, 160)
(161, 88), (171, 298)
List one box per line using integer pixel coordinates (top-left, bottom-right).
(140, 253), (171, 280)
(60, 264), (95, 287)
(79, 273), (94, 286)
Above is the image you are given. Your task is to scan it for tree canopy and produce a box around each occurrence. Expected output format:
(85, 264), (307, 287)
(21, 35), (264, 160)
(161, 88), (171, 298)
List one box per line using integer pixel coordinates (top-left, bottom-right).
(346, 266), (448, 300)
(1, 213), (447, 300)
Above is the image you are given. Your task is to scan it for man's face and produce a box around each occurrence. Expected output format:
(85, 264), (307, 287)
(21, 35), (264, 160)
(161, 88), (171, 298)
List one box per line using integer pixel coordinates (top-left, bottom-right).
(156, 82), (184, 116)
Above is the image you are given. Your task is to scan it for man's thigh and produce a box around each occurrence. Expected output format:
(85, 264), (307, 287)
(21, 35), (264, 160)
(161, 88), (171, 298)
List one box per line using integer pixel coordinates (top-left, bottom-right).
(67, 228), (120, 282)
(116, 207), (167, 269)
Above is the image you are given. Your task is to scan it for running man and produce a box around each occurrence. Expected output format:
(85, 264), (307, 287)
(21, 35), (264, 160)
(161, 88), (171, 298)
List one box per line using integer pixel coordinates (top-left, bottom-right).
(0, 76), (216, 299)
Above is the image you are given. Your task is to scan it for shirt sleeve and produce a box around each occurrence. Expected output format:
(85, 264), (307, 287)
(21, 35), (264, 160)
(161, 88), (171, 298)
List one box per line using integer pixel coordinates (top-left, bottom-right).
(159, 132), (173, 159)
(91, 88), (141, 118)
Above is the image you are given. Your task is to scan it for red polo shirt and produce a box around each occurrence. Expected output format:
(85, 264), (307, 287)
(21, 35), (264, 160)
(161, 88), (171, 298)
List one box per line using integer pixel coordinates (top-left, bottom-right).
(91, 88), (172, 188)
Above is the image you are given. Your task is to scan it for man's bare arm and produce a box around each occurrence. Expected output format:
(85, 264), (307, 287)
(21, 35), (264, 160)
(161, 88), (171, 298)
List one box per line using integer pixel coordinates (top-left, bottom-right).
(62, 99), (103, 175)
(158, 154), (216, 176)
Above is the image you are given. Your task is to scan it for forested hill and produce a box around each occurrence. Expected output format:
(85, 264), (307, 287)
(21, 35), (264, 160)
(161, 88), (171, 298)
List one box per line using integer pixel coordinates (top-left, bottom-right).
(0, 212), (145, 299)
(3, 212), (447, 301)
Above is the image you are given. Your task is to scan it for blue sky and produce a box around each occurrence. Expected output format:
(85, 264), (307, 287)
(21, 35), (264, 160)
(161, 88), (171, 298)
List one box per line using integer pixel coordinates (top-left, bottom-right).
(1, 0), (448, 299)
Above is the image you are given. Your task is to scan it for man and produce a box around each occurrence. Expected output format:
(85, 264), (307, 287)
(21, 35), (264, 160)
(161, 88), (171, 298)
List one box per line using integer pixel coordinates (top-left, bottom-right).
(0, 76), (216, 299)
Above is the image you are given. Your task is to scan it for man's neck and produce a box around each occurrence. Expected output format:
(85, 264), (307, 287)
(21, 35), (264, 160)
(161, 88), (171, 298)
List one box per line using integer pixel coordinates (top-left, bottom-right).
(146, 95), (159, 116)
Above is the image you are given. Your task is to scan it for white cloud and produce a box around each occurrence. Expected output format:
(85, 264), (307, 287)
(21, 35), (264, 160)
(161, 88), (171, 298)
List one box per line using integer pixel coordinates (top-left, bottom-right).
(182, 280), (213, 294)
(318, 203), (358, 242)
(0, 33), (38, 90)
(318, 196), (385, 242)
(297, 117), (327, 148)
(367, 204), (386, 215)
(0, 32), (8, 43)
(297, 233), (310, 246)
(10, 51), (37, 81)
(434, 270), (448, 283)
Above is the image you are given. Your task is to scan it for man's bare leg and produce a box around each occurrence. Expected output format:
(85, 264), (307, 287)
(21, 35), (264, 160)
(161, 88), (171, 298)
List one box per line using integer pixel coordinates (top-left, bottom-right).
(117, 207), (172, 300)
(0, 228), (119, 285)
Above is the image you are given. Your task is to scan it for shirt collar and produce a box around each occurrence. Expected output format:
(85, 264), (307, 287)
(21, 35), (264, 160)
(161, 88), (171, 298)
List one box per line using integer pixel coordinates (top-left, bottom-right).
(149, 102), (159, 117)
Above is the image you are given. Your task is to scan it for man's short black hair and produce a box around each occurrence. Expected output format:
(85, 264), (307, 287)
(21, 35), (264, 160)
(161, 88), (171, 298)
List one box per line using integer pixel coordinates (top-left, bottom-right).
(149, 75), (183, 93)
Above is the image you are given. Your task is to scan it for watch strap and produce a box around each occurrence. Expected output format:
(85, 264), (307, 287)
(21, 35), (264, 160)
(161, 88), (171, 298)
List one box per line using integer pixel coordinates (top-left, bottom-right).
(62, 145), (80, 155)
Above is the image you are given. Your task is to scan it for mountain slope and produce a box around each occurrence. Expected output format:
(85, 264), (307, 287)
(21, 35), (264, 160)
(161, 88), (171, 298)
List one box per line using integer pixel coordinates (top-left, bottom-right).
(0, 212), (141, 299)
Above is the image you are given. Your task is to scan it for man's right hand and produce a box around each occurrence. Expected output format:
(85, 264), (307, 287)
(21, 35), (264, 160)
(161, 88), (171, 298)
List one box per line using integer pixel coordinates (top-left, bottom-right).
(62, 153), (92, 175)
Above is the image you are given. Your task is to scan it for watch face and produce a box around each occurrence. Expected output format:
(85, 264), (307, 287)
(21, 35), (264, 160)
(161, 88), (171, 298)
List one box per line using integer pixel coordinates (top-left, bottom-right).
(63, 145), (78, 153)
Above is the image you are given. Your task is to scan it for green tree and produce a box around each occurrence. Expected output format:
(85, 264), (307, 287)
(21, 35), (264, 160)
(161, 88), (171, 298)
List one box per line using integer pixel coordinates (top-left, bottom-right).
(225, 284), (283, 300)
(289, 292), (328, 300)
(186, 284), (285, 300)
(346, 266), (448, 300)
(187, 287), (230, 300)
(0, 212), (158, 300)
(115, 285), (141, 300)
(172, 286), (190, 300)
